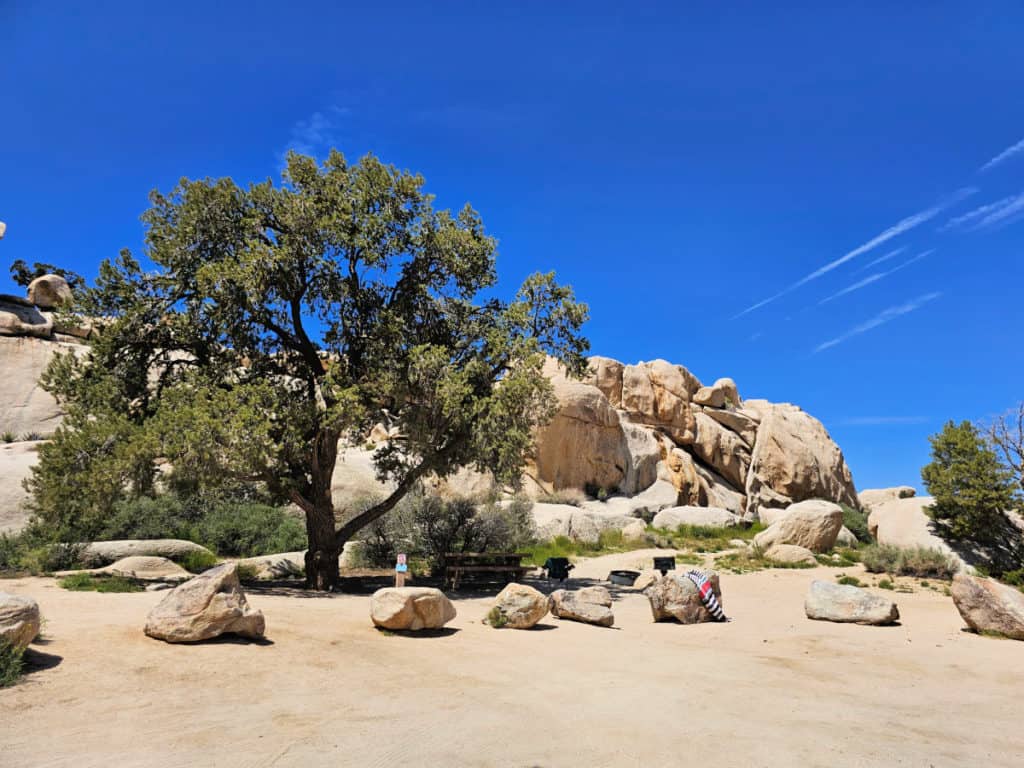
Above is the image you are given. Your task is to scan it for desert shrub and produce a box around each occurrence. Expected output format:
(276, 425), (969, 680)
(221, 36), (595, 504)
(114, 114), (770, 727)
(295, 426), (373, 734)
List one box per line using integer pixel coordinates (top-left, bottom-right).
(179, 549), (219, 573)
(837, 575), (863, 587)
(1, 431), (15, 443)
(18, 432), (43, 442)
(194, 502), (306, 558)
(484, 606), (508, 628)
(100, 494), (199, 542)
(840, 504), (872, 544)
(235, 563), (260, 581)
(0, 640), (25, 688)
(878, 578), (894, 590)
(860, 543), (959, 579)
(58, 573), (143, 592)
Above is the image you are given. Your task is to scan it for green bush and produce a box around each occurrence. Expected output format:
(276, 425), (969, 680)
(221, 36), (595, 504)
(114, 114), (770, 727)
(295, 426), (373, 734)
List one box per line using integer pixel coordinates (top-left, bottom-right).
(179, 549), (219, 573)
(837, 575), (863, 587)
(1, 431), (15, 444)
(878, 579), (894, 590)
(0, 640), (25, 688)
(100, 495), (200, 542)
(58, 573), (144, 592)
(193, 502), (306, 558)
(840, 504), (872, 544)
(860, 543), (959, 579)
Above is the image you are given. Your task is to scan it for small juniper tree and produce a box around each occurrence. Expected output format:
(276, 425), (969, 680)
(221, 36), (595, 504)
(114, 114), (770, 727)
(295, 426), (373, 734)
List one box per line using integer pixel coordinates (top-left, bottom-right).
(27, 150), (588, 590)
(921, 420), (1021, 567)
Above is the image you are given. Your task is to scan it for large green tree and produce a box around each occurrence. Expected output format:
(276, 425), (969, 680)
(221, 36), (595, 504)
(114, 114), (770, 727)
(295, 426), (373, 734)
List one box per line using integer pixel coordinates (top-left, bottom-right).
(921, 420), (1021, 568)
(29, 150), (588, 590)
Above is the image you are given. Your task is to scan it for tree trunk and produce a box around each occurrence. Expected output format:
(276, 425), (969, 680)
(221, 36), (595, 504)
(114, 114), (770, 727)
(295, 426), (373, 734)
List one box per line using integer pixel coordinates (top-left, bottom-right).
(302, 428), (340, 591)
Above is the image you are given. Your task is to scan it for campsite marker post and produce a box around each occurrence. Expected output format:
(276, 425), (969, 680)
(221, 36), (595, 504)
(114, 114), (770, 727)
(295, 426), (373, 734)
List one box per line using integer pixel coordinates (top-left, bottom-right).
(395, 553), (408, 587)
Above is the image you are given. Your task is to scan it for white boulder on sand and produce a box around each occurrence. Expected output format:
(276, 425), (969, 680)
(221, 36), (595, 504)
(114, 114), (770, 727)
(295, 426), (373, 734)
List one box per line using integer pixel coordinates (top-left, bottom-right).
(804, 580), (900, 626)
(764, 544), (817, 566)
(79, 539), (216, 567)
(951, 573), (1024, 640)
(370, 587), (457, 631)
(652, 505), (740, 529)
(754, 501), (843, 553)
(0, 591), (40, 650)
(488, 583), (549, 629)
(645, 569), (722, 624)
(144, 563), (265, 643)
(549, 586), (614, 627)
(56, 555), (191, 582)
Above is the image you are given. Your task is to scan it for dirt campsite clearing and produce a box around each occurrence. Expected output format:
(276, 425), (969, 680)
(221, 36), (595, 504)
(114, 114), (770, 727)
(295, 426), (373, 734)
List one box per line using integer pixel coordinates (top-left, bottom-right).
(2, 554), (1022, 768)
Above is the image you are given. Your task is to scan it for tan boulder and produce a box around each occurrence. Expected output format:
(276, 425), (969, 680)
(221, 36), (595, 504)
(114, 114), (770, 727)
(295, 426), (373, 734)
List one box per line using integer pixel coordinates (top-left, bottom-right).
(488, 583), (549, 629)
(0, 297), (53, 339)
(620, 361), (699, 444)
(79, 539), (215, 567)
(652, 505), (740, 529)
(0, 442), (39, 534)
(0, 335), (88, 437)
(754, 501), (843, 553)
(661, 444), (702, 506)
(764, 543), (818, 566)
(859, 486), (916, 511)
(632, 569), (661, 591)
(702, 406), (759, 447)
(56, 555), (192, 582)
(585, 356), (625, 406)
(805, 580), (899, 625)
(743, 401), (858, 519)
(866, 496), (964, 569)
(951, 573), (1024, 640)
(835, 526), (859, 548)
(549, 588), (614, 627)
(694, 377), (740, 408)
(621, 518), (648, 542)
(0, 592), (41, 650)
(534, 375), (628, 493)
(27, 274), (73, 309)
(695, 463), (747, 517)
(144, 563), (265, 643)
(691, 411), (750, 489)
(645, 569), (722, 624)
(371, 587), (457, 631)
(619, 421), (662, 495)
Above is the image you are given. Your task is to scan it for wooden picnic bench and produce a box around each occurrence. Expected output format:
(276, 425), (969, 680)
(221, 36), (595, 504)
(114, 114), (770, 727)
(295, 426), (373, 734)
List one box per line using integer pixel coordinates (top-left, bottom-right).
(443, 552), (531, 591)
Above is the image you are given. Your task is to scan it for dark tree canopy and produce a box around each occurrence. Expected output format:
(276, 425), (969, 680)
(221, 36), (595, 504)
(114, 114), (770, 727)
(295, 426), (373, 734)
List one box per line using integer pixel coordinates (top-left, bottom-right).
(9, 260), (85, 291)
(29, 150), (589, 589)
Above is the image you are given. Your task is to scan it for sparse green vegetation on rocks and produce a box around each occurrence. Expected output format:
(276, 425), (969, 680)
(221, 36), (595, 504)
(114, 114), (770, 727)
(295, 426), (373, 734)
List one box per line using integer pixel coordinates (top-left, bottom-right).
(859, 543), (959, 580)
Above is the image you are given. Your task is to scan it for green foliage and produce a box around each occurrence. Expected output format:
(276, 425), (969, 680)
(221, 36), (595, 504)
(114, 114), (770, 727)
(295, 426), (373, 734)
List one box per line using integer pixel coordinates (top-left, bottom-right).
(837, 575), (863, 587)
(646, 522), (764, 554)
(840, 504), (872, 544)
(27, 149), (590, 589)
(18, 432), (43, 442)
(358, 491), (537, 572)
(484, 606), (508, 628)
(8, 259), (85, 291)
(815, 548), (861, 567)
(0, 640), (25, 688)
(58, 573), (144, 592)
(179, 549), (219, 573)
(922, 420), (1020, 542)
(878, 578), (894, 590)
(235, 563), (260, 582)
(1, 431), (14, 443)
(859, 543), (959, 579)
(192, 502), (306, 558)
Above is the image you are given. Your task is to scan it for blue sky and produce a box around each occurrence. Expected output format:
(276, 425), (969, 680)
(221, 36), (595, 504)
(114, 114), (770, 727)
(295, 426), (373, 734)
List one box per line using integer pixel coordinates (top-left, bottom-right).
(2, 2), (1022, 492)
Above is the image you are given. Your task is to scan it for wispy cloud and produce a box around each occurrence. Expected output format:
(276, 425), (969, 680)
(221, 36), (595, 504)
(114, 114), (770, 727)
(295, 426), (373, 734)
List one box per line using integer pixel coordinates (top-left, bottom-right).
(941, 193), (1024, 231)
(838, 416), (930, 426)
(279, 106), (350, 164)
(814, 291), (943, 353)
(978, 136), (1024, 173)
(733, 188), (974, 319)
(855, 246), (906, 273)
(817, 249), (934, 306)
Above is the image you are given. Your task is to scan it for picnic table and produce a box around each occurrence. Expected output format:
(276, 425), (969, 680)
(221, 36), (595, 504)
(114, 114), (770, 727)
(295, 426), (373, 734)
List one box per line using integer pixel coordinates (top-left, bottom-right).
(443, 552), (531, 591)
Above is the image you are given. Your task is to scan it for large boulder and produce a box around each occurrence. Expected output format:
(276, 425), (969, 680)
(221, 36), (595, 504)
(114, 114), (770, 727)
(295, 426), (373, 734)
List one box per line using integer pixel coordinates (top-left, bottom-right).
(0, 336), (88, 437)
(743, 401), (858, 519)
(951, 573), (1024, 640)
(618, 360), (699, 444)
(0, 296), (53, 339)
(754, 501), (843, 553)
(549, 587), (614, 627)
(652, 505), (740, 529)
(27, 274), (73, 309)
(534, 368), (629, 493)
(764, 543), (818, 566)
(0, 592), (41, 650)
(0, 442), (38, 534)
(702, 406), (759, 448)
(866, 497), (963, 570)
(144, 563), (265, 643)
(859, 486), (916, 511)
(645, 569), (722, 624)
(693, 377), (739, 408)
(805, 580), (900, 625)
(690, 411), (750, 489)
(488, 583), (549, 629)
(79, 539), (216, 567)
(56, 556), (192, 582)
(371, 587), (457, 631)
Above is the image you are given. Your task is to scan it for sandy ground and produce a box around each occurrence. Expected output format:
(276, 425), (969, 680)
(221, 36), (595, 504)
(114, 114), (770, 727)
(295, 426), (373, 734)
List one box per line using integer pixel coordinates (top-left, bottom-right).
(1, 555), (1022, 768)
